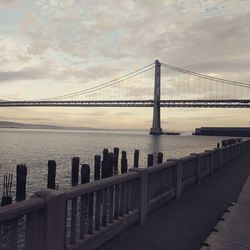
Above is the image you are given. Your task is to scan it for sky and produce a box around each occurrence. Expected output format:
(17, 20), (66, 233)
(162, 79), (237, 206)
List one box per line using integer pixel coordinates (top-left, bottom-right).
(0, 0), (250, 132)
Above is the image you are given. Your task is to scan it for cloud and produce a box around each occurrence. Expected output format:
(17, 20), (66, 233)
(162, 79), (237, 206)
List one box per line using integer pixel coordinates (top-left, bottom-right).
(0, 67), (51, 82)
(0, 0), (20, 8)
(170, 12), (250, 67)
(0, 1), (250, 129)
(21, 11), (52, 55)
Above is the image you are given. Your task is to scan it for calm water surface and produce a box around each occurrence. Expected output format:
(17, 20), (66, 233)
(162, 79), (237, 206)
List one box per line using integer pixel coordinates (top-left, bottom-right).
(0, 128), (232, 197)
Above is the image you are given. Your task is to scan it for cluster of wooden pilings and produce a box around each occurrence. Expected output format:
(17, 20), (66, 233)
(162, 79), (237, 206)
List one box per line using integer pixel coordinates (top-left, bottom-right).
(1, 138), (242, 206)
(217, 138), (242, 148)
(221, 138), (242, 147)
(1, 164), (27, 206)
(49, 148), (164, 188)
(0, 148), (164, 206)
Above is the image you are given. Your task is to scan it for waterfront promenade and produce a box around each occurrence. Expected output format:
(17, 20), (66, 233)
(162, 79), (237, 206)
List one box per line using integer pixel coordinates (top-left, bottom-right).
(99, 147), (250, 250)
(0, 139), (249, 250)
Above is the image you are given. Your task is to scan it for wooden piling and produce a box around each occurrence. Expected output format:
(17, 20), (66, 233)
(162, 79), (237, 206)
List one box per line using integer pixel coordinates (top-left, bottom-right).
(113, 147), (119, 175)
(103, 149), (109, 164)
(101, 149), (109, 179)
(134, 150), (139, 168)
(157, 152), (163, 164)
(217, 143), (220, 148)
(147, 154), (154, 167)
(222, 140), (227, 147)
(94, 155), (101, 180)
(121, 151), (128, 173)
(47, 160), (56, 189)
(16, 164), (27, 202)
(81, 164), (90, 184)
(71, 157), (79, 186)
(107, 153), (114, 177)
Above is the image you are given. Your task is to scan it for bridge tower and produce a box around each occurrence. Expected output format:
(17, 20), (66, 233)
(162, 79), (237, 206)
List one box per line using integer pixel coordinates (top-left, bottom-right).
(150, 60), (163, 135)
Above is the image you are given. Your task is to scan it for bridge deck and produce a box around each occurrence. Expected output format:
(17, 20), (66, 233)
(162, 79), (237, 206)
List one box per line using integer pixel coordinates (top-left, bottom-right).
(0, 99), (250, 108)
(98, 148), (250, 250)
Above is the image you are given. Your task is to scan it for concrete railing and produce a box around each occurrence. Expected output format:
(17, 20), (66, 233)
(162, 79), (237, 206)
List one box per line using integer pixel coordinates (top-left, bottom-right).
(0, 139), (250, 250)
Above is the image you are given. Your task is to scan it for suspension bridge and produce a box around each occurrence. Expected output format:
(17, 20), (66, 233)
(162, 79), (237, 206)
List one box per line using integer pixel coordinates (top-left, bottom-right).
(0, 60), (249, 134)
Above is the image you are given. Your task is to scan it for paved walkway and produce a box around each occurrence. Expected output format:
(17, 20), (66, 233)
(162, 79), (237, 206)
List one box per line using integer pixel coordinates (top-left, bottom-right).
(201, 164), (250, 249)
(98, 149), (250, 250)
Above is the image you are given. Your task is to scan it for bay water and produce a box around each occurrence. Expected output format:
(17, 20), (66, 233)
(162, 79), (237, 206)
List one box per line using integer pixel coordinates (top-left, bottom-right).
(0, 128), (232, 197)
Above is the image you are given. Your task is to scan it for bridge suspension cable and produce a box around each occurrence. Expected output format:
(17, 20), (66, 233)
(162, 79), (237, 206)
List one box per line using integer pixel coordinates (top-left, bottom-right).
(161, 63), (250, 89)
(33, 63), (154, 101)
(1, 60), (249, 102)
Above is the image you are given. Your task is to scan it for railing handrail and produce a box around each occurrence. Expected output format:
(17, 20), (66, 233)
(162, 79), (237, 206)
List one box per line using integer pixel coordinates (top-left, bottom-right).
(65, 171), (140, 200)
(199, 151), (212, 157)
(0, 197), (45, 222)
(137, 161), (176, 175)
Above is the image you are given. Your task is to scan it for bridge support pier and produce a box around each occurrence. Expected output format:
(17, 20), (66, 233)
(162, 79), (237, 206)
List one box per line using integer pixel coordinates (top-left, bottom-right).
(150, 60), (163, 135)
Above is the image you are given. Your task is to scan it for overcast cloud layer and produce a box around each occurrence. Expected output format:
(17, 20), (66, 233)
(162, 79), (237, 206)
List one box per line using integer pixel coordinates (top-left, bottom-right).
(0, 0), (249, 131)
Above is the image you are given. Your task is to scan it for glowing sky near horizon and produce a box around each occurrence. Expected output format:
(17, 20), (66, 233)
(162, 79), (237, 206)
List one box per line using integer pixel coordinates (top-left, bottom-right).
(0, 0), (250, 131)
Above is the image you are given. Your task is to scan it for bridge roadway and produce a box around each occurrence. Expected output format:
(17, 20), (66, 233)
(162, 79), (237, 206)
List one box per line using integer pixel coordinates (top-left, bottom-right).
(98, 148), (250, 250)
(0, 99), (250, 108)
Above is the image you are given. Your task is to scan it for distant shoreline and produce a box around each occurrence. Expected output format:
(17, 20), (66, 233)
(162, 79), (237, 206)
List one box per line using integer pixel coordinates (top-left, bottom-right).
(0, 120), (184, 134)
(0, 120), (147, 133)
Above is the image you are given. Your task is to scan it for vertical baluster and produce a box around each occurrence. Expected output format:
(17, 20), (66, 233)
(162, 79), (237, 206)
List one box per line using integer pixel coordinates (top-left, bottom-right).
(125, 181), (130, 214)
(148, 173), (152, 200)
(64, 201), (69, 246)
(26, 210), (46, 250)
(109, 186), (114, 223)
(0, 224), (2, 250)
(79, 195), (88, 240)
(130, 180), (136, 211)
(120, 182), (125, 217)
(102, 188), (108, 227)
(134, 179), (140, 209)
(70, 198), (77, 244)
(114, 184), (120, 220)
(136, 180), (141, 210)
(10, 220), (18, 250)
(88, 193), (94, 234)
(94, 190), (101, 231)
